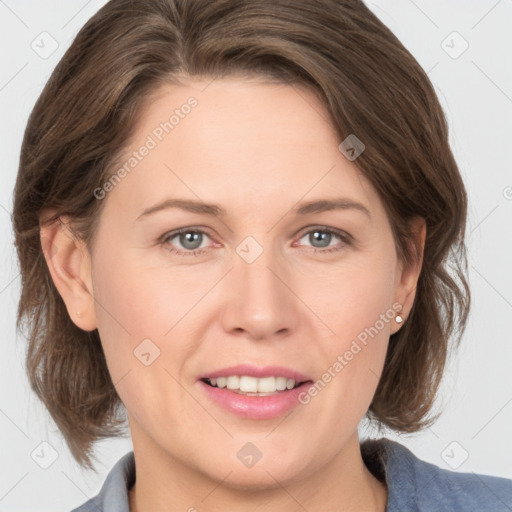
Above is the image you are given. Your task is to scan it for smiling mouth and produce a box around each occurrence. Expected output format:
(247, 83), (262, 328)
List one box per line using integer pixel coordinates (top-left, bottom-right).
(201, 376), (310, 396)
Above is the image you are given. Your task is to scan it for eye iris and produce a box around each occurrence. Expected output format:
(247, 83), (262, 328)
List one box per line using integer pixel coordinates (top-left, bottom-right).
(172, 229), (337, 252)
(310, 230), (331, 248)
(180, 231), (202, 250)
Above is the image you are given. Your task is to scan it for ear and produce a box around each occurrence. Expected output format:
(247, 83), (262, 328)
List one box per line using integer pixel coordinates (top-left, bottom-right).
(39, 210), (97, 332)
(391, 216), (426, 334)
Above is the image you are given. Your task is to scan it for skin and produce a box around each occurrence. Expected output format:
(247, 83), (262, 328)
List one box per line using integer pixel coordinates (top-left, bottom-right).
(41, 77), (425, 512)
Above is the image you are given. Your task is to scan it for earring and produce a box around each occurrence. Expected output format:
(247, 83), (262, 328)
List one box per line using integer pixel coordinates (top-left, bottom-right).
(395, 312), (403, 324)
(76, 311), (82, 317)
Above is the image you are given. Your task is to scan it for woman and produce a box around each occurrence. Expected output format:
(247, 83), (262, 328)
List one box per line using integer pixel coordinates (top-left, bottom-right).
(12, 0), (512, 511)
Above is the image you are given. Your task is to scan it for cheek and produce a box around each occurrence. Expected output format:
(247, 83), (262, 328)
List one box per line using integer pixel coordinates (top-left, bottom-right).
(90, 251), (190, 427)
(92, 248), (188, 339)
(298, 251), (396, 416)
(299, 247), (397, 343)
(90, 246), (217, 391)
(90, 249), (174, 380)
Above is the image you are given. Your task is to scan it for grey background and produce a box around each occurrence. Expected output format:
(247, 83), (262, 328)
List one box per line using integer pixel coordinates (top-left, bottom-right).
(1, 0), (511, 510)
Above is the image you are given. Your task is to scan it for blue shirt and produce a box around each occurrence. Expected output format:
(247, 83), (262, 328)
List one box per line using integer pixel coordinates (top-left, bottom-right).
(71, 438), (512, 511)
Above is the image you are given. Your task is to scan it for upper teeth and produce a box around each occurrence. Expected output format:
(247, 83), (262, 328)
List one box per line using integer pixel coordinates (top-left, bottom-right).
(208, 376), (297, 393)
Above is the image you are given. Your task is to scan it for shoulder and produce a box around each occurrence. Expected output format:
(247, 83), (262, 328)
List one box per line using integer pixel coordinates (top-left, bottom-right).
(361, 438), (512, 512)
(70, 451), (135, 512)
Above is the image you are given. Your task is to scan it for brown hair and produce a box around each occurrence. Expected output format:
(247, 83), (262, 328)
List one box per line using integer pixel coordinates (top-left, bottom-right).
(13, 0), (470, 470)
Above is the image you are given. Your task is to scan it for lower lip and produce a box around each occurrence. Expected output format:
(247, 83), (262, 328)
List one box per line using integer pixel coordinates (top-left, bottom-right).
(197, 380), (313, 420)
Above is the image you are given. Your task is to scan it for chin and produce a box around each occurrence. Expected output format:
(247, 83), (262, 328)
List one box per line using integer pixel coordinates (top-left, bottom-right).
(217, 465), (299, 493)
(204, 451), (312, 492)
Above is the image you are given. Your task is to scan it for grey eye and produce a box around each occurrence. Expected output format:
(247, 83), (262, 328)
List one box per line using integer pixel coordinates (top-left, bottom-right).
(307, 230), (333, 248)
(177, 231), (204, 250)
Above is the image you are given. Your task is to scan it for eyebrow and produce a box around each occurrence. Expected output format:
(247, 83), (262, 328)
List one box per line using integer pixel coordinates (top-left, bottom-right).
(136, 197), (371, 220)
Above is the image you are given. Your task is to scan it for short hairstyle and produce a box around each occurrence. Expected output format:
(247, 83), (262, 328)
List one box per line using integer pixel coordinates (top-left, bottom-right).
(13, 0), (470, 470)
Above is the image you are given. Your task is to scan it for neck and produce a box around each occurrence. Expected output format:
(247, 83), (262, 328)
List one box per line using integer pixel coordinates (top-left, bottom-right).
(128, 430), (387, 512)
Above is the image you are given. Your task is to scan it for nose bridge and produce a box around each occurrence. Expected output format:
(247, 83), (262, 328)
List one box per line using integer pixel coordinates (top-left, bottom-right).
(221, 234), (298, 339)
(236, 235), (286, 310)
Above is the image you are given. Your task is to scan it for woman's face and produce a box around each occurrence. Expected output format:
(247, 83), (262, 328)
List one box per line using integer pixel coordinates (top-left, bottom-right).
(77, 77), (421, 487)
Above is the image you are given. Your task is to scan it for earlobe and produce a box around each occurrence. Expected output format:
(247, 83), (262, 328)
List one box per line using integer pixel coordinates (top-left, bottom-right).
(392, 217), (426, 333)
(39, 212), (97, 332)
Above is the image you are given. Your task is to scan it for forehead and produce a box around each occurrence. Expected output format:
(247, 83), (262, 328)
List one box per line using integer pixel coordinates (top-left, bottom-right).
(136, 76), (340, 149)
(100, 77), (382, 222)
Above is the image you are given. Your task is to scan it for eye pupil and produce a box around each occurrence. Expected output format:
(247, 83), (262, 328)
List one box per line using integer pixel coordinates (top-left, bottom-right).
(180, 231), (202, 250)
(310, 230), (331, 248)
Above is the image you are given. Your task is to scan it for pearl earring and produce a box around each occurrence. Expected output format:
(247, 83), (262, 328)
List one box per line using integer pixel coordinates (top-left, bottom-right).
(395, 313), (403, 323)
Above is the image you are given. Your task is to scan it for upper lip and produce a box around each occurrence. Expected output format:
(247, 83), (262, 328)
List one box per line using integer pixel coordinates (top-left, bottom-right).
(198, 364), (312, 383)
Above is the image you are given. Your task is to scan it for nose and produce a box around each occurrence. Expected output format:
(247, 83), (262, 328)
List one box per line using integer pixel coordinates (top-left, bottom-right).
(220, 242), (299, 341)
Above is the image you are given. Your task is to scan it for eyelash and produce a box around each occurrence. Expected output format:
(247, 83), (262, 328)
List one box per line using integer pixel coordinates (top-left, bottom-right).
(159, 226), (352, 257)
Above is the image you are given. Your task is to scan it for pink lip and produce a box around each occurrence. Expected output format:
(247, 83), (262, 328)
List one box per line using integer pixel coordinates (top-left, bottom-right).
(196, 364), (313, 420)
(197, 380), (313, 420)
(198, 364), (311, 382)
